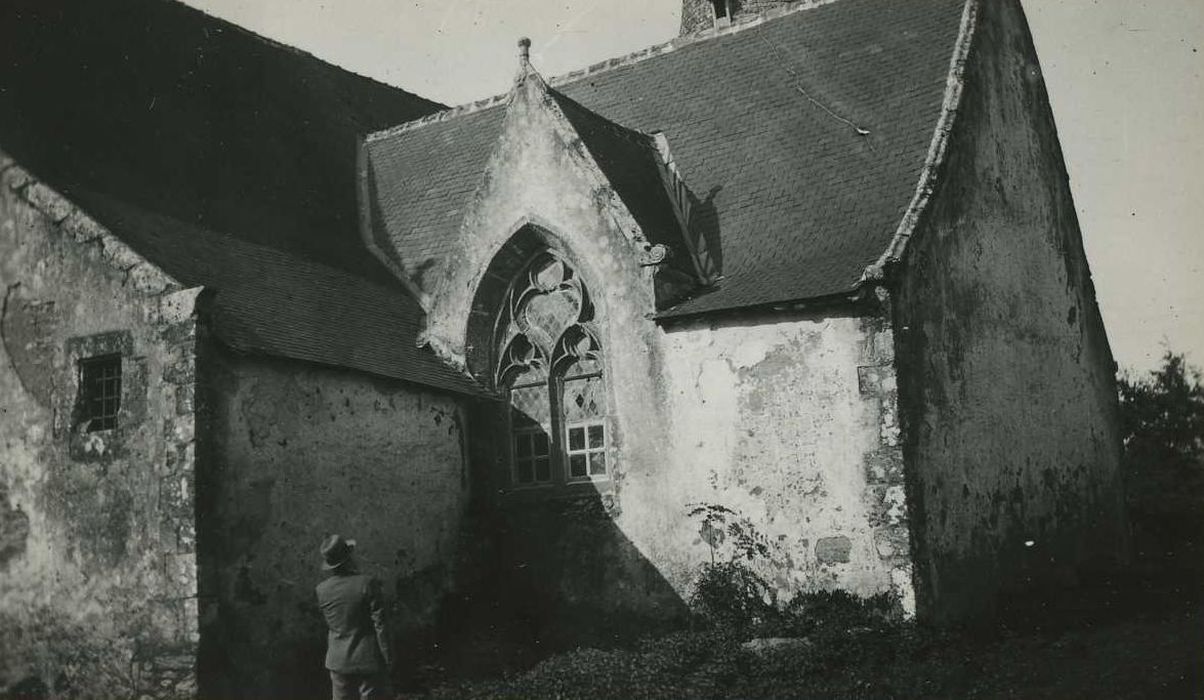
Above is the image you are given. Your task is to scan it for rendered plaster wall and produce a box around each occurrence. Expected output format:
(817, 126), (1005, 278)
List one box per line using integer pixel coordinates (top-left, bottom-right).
(0, 156), (200, 697)
(197, 348), (471, 698)
(468, 305), (914, 641)
(406, 70), (914, 635)
(892, 0), (1128, 624)
(412, 71), (697, 635)
(647, 308), (913, 612)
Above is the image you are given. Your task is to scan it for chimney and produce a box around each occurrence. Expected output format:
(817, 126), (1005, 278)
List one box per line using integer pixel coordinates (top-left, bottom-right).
(680, 0), (797, 35)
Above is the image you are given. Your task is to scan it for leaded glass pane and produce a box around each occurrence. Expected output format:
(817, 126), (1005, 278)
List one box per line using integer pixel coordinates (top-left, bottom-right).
(533, 432), (550, 457)
(569, 454), (588, 478)
(568, 426), (585, 451)
(510, 384), (551, 431)
(517, 459), (534, 484)
(588, 424), (604, 449)
(563, 356), (602, 378)
(590, 452), (607, 476)
(563, 374), (604, 424)
(535, 457), (552, 482)
(520, 290), (581, 355)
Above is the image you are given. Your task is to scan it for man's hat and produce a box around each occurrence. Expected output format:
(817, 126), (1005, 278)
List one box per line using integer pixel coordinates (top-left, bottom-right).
(320, 534), (356, 570)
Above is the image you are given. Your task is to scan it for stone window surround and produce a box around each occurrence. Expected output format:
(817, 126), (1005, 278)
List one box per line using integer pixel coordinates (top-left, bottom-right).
(63, 330), (146, 461)
(494, 252), (617, 495)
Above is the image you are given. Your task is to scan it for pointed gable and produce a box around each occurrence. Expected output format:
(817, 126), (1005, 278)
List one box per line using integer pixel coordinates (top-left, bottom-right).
(363, 106), (509, 296)
(363, 0), (971, 316)
(361, 50), (700, 306)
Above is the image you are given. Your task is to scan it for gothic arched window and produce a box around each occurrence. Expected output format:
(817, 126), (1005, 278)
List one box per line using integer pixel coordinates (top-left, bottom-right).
(495, 254), (610, 487)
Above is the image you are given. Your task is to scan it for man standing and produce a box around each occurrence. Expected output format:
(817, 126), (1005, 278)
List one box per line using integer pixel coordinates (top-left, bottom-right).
(316, 534), (393, 700)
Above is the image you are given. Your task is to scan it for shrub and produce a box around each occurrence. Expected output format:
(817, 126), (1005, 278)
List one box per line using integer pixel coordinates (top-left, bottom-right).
(689, 560), (773, 628)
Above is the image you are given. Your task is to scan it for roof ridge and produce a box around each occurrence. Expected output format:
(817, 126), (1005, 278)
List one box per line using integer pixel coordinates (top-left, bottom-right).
(159, 0), (445, 112)
(365, 0), (844, 142)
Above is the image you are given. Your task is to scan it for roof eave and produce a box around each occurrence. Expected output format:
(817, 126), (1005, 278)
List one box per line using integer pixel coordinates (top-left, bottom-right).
(654, 284), (878, 323)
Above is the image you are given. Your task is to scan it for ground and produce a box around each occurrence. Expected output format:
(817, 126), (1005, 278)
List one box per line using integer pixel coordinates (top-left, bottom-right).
(400, 471), (1203, 699)
(407, 579), (1200, 699)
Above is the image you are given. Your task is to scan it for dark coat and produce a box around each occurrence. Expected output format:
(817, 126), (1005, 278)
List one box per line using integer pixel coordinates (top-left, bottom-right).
(315, 571), (392, 673)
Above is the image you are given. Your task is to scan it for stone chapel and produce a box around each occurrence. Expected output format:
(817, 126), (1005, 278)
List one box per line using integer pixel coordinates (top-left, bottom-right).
(0, 0), (1128, 696)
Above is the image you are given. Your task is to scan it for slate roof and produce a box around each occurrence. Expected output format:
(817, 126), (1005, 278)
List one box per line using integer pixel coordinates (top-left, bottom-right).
(364, 107), (507, 288)
(71, 191), (482, 395)
(364, 0), (968, 316)
(0, 0), (483, 392)
(0, 0), (444, 286)
(551, 92), (694, 276)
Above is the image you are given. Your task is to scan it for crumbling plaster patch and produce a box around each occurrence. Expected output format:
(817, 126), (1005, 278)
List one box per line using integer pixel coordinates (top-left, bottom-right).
(607, 307), (916, 612)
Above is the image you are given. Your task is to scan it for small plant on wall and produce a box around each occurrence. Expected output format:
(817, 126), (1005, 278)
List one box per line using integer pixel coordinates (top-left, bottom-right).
(686, 503), (774, 629)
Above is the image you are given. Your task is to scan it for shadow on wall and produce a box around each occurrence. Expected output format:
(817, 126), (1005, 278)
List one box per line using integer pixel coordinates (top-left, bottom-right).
(424, 480), (693, 686)
(193, 393), (689, 698)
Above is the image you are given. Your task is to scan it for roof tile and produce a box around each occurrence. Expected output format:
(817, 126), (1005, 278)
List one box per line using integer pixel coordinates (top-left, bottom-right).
(366, 0), (967, 316)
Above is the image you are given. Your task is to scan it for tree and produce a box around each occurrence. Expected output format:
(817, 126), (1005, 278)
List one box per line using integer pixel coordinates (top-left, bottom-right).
(1118, 351), (1204, 475)
(1117, 351), (1204, 568)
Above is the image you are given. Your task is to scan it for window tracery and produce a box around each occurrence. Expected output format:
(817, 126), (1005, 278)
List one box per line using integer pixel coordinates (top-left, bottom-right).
(495, 254), (610, 487)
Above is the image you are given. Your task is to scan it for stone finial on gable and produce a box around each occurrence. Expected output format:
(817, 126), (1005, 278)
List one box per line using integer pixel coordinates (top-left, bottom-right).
(516, 37), (536, 82)
(519, 37), (531, 66)
(513, 36), (550, 92)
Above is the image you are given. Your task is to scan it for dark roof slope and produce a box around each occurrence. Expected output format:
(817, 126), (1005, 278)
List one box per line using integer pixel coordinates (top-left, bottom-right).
(551, 91), (692, 275)
(0, 0), (444, 285)
(365, 0), (967, 316)
(71, 191), (481, 395)
(364, 107), (507, 286)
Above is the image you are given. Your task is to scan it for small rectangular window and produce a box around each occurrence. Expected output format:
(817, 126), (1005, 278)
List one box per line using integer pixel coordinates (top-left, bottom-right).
(714, 0), (729, 19)
(512, 427), (552, 485)
(80, 354), (121, 432)
(566, 420), (607, 481)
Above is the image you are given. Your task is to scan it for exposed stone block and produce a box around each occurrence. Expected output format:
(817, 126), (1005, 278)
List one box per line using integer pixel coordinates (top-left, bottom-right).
(175, 383), (194, 416)
(2, 164), (32, 191)
(61, 208), (108, 243)
(857, 365), (884, 395)
(102, 236), (147, 271)
(815, 536), (852, 564)
(163, 361), (196, 386)
(129, 263), (174, 295)
(0, 481), (31, 566)
(23, 182), (75, 223)
(158, 288), (202, 325)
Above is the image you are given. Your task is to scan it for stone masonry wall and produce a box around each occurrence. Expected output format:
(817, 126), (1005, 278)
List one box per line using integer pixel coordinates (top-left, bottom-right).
(0, 153), (202, 697)
(679, 0), (803, 35)
(892, 0), (1128, 624)
(197, 348), (471, 698)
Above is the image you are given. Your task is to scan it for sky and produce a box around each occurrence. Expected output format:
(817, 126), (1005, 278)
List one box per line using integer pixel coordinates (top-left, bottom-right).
(183, 0), (1204, 374)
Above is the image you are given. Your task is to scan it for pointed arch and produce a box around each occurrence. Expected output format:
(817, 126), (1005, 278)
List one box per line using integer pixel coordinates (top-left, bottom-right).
(468, 225), (614, 488)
